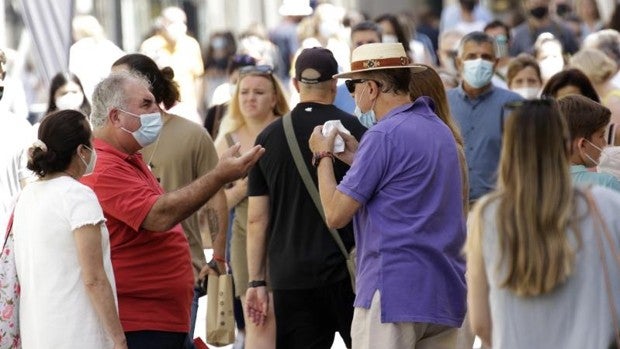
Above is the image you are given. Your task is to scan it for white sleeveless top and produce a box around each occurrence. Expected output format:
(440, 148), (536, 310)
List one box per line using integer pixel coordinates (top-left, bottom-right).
(481, 186), (620, 348)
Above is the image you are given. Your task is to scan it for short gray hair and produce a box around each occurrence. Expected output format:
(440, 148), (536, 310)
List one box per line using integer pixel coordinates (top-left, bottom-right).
(358, 68), (411, 96)
(457, 31), (496, 58)
(90, 71), (151, 128)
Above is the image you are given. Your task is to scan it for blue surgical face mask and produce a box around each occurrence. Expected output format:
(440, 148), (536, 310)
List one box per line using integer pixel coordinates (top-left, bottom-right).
(462, 58), (494, 89)
(354, 106), (376, 128)
(119, 109), (163, 147)
(353, 85), (377, 128)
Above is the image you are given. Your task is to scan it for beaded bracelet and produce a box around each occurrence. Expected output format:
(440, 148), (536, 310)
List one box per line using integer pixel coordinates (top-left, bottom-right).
(312, 151), (334, 167)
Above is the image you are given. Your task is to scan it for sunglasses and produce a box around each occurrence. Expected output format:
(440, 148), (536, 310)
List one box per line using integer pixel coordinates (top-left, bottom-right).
(239, 64), (273, 77)
(345, 79), (382, 94)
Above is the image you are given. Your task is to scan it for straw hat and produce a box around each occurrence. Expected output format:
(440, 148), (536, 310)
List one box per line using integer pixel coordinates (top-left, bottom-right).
(279, 0), (313, 17)
(333, 43), (426, 79)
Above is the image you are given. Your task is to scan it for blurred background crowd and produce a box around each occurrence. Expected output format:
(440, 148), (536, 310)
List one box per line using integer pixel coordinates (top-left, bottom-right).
(1, 0), (618, 126)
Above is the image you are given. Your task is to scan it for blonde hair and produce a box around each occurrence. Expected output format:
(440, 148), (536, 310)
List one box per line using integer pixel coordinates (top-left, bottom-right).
(569, 48), (618, 84)
(466, 100), (582, 297)
(217, 71), (289, 142)
(409, 65), (468, 211)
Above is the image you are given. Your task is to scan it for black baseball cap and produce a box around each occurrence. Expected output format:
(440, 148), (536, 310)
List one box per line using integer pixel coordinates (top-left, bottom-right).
(295, 47), (338, 84)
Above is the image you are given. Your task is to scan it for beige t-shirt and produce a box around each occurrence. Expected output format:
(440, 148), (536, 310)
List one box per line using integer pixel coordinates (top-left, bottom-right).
(141, 113), (218, 280)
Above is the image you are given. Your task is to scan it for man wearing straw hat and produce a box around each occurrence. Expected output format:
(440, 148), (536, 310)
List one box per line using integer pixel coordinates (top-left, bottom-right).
(309, 42), (467, 348)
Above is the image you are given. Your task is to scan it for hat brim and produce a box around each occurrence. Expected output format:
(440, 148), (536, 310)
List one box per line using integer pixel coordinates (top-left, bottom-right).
(333, 64), (427, 79)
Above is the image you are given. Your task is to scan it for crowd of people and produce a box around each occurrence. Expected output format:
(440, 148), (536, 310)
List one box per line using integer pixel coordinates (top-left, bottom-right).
(3, 0), (620, 348)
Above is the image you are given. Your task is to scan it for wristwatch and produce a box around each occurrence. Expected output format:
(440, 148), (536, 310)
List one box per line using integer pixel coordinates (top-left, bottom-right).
(247, 280), (267, 288)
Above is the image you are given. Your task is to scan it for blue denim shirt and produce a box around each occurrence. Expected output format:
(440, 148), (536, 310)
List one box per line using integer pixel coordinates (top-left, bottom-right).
(447, 84), (523, 201)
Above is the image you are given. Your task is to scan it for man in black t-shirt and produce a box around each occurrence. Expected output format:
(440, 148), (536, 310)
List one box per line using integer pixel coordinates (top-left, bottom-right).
(245, 47), (366, 349)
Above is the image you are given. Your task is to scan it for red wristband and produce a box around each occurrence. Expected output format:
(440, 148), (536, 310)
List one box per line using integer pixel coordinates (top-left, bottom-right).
(312, 151), (334, 167)
(213, 255), (226, 263)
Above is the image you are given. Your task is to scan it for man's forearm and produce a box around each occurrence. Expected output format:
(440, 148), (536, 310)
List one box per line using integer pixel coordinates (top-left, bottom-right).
(316, 159), (339, 225)
(143, 170), (226, 232)
(247, 222), (267, 280)
(247, 196), (269, 280)
(208, 189), (228, 270)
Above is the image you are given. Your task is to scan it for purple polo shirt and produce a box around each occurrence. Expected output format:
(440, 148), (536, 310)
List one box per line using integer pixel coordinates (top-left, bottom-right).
(337, 97), (467, 326)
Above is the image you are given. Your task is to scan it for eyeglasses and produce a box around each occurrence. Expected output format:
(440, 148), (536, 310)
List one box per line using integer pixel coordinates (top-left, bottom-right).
(239, 64), (273, 78)
(345, 79), (383, 94)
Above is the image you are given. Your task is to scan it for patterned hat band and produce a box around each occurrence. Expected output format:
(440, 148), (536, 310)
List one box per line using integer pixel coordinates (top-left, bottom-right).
(350, 56), (411, 71)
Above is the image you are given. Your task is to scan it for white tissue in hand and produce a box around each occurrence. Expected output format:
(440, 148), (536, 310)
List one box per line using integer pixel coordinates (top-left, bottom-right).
(322, 120), (351, 153)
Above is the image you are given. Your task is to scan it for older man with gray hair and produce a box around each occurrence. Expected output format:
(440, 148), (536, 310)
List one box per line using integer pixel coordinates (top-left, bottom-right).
(82, 71), (263, 349)
(309, 42), (467, 349)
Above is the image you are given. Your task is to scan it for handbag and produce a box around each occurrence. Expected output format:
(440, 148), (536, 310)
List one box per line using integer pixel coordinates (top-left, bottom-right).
(585, 190), (620, 348)
(0, 213), (21, 349)
(205, 273), (235, 346)
(282, 113), (356, 292)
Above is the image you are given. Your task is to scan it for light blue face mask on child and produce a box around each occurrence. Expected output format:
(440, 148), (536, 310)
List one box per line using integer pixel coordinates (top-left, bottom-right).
(353, 85), (377, 128)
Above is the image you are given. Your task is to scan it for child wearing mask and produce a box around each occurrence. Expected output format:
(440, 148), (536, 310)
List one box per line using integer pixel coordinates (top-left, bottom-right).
(557, 94), (620, 191)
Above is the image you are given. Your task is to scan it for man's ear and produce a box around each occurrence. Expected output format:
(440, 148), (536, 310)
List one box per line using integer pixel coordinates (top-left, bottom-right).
(109, 108), (121, 126)
(455, 56), (463, 73)
(292, 78), (301, 94)
(369, 79), (381, 97)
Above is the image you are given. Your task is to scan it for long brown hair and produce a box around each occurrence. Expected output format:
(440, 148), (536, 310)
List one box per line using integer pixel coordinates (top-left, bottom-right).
(409, 65), (468, 211)
(467, 99), (582, 296)
(409, 65), (464, 148)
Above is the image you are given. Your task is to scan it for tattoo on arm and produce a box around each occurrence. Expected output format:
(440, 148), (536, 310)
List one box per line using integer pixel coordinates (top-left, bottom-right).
(206, 208), (219, 243)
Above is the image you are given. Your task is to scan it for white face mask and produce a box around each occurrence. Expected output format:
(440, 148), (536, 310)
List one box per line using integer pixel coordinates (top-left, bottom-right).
(539, 57), (564, 81)
(165, 22), (186, 41)
(56, 91), (84, 111)
(598, 146), (620, 180)
(512, 87), (540, 99)
(79, 145), (97, 176)
(382, 34), (398, 43)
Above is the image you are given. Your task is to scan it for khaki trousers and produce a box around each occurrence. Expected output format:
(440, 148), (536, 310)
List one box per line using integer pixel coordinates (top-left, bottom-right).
(351, 291), (458, 349)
